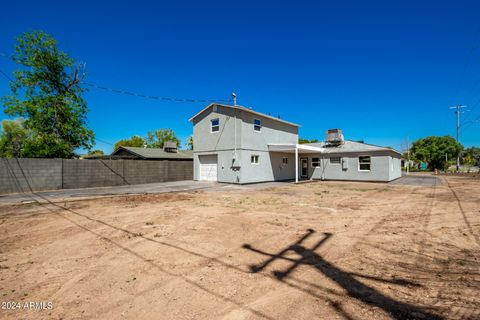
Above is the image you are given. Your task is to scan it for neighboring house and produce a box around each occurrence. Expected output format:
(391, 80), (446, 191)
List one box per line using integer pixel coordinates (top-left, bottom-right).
(111, 146), (193, 161)
(190, 103), (401, 183)
(84, 145), (193, 161)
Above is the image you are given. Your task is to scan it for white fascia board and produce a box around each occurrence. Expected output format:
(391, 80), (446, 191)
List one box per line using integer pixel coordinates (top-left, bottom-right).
(268, 144), (325, 153)
(295, 144), (326, 153)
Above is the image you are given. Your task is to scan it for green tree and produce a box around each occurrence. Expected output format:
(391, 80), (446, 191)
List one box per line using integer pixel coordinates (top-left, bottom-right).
(114, 135), (145, 150)
(145, 129), (180, 148)
(410, 136), (463, 170)
(185, 135), (193, 150)
(299, 137), (319, 144)
(1, 31), (94, 158)
(88, 149), (104, 156)
(462, 147), (480, 166)
(0, 118), (31, 157)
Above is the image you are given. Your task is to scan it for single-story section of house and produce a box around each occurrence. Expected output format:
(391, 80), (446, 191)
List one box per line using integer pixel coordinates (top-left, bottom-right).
(269, 140), (402, 182)
(190, 103), (401, 183)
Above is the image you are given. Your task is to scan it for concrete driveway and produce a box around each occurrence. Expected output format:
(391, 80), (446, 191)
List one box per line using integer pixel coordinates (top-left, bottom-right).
(389, 173), (439, 187)
(0, 180), (221, 204)
(0, 180), (292, 205)
(0, 174), (439, 205)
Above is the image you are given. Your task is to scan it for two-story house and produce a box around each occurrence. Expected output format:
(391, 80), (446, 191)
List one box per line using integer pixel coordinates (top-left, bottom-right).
(189, 103), (401, 183)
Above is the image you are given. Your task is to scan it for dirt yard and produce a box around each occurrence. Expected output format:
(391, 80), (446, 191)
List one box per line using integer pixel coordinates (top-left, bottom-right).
(0, 175), (479, 320)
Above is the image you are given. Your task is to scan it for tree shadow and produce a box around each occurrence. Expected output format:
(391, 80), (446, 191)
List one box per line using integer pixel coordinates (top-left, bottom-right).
(243, 229), (444, 320)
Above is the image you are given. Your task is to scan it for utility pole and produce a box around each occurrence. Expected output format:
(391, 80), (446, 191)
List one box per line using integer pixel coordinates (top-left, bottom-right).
(406, 136), (410, 175)
(449, 105), (466, 172)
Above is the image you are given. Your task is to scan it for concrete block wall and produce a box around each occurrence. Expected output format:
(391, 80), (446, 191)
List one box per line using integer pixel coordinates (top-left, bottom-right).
(167, 161), (193, 181)
(63, 159), (126, 189)
(124, 161), (168, 185)
(0, 158), (62, 194)
(0, 158), (193, 195)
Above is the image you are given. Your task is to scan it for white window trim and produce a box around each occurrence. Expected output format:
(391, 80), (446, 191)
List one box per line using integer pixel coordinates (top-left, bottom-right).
(253, 118), (262, 132)
(329, 157), (341, 165)
(311, 157), (321, 168)
(358, 156), (371, 172)
(251, 155), (259, 165)
(211, 118), (220, 133)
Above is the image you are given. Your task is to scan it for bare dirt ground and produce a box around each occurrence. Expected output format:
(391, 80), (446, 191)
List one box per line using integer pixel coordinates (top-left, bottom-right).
(0, 175), (479, 320)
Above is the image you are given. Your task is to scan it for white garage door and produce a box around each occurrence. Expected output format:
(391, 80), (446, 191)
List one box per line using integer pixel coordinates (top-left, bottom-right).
(199, 155), (218, 181)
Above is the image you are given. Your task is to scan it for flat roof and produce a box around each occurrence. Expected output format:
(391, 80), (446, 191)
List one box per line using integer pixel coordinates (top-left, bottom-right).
(189, 103), (300, 127)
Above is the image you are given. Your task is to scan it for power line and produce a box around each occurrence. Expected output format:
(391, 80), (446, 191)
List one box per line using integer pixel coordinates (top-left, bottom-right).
(1, 52), (233, 104)
(461, 94), (480, 126)
(94, 138), (115, 146)
(461, 114), (480, 130)
(0, 68), (13, 82)
(81, 82), (232, 103)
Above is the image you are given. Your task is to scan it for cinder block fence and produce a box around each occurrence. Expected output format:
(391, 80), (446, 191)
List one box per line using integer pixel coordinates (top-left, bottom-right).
(0, 158), (193, 195)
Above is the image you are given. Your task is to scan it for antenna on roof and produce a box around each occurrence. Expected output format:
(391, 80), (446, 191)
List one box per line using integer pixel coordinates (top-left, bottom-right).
(232, 92), (237, 106)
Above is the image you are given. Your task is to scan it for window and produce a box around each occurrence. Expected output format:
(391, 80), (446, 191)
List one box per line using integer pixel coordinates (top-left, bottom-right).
(282, 157), (288, 164)
(254, 118), (262, 132)
(251, 155), (259, 164)
(359, 156), (371, 171)
(311, 157), (321, 167)
(330, 157), (341, 164)
(211, 118), (219, 132)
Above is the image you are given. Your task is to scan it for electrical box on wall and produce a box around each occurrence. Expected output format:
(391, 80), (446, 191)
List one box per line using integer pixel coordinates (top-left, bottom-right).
(342, 158), (348, 170)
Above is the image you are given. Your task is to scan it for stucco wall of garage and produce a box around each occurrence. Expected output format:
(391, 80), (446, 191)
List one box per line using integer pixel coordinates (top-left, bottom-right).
(193, 150), (242, 183)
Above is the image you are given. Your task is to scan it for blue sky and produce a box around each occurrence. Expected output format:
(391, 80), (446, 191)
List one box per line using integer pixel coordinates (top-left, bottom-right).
(1, 0), (480, 153)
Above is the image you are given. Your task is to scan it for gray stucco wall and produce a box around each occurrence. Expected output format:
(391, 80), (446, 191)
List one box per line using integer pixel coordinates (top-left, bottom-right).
(0, 158), (193, 195)
(192, 105), (299, 183)
(305, 151), (401, 182)
(192, 105), (298, 153)
(240, 111), (298, 151)
(239, 150), (295, 184)
(192, 105), (242, 155)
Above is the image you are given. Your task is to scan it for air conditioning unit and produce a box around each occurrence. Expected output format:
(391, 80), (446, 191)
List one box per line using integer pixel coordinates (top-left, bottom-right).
(326, 129), (344, 145)
(163, 141), (178, 153)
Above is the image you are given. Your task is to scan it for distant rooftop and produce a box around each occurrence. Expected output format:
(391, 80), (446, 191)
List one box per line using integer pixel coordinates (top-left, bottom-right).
(112, 146), (193, 160)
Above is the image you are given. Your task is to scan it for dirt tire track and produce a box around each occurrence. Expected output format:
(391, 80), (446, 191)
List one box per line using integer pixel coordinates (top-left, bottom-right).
(442, 176), (480, 247)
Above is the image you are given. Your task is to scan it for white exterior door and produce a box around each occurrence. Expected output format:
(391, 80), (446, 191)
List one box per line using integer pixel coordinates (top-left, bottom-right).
(199, 155), (218, 181)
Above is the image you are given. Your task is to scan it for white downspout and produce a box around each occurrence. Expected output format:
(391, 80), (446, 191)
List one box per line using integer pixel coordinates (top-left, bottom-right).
(295, 145), (299, 183)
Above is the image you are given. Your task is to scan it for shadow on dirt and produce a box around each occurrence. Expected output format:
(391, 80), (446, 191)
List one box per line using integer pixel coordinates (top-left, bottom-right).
(243, 229), (444, 320)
